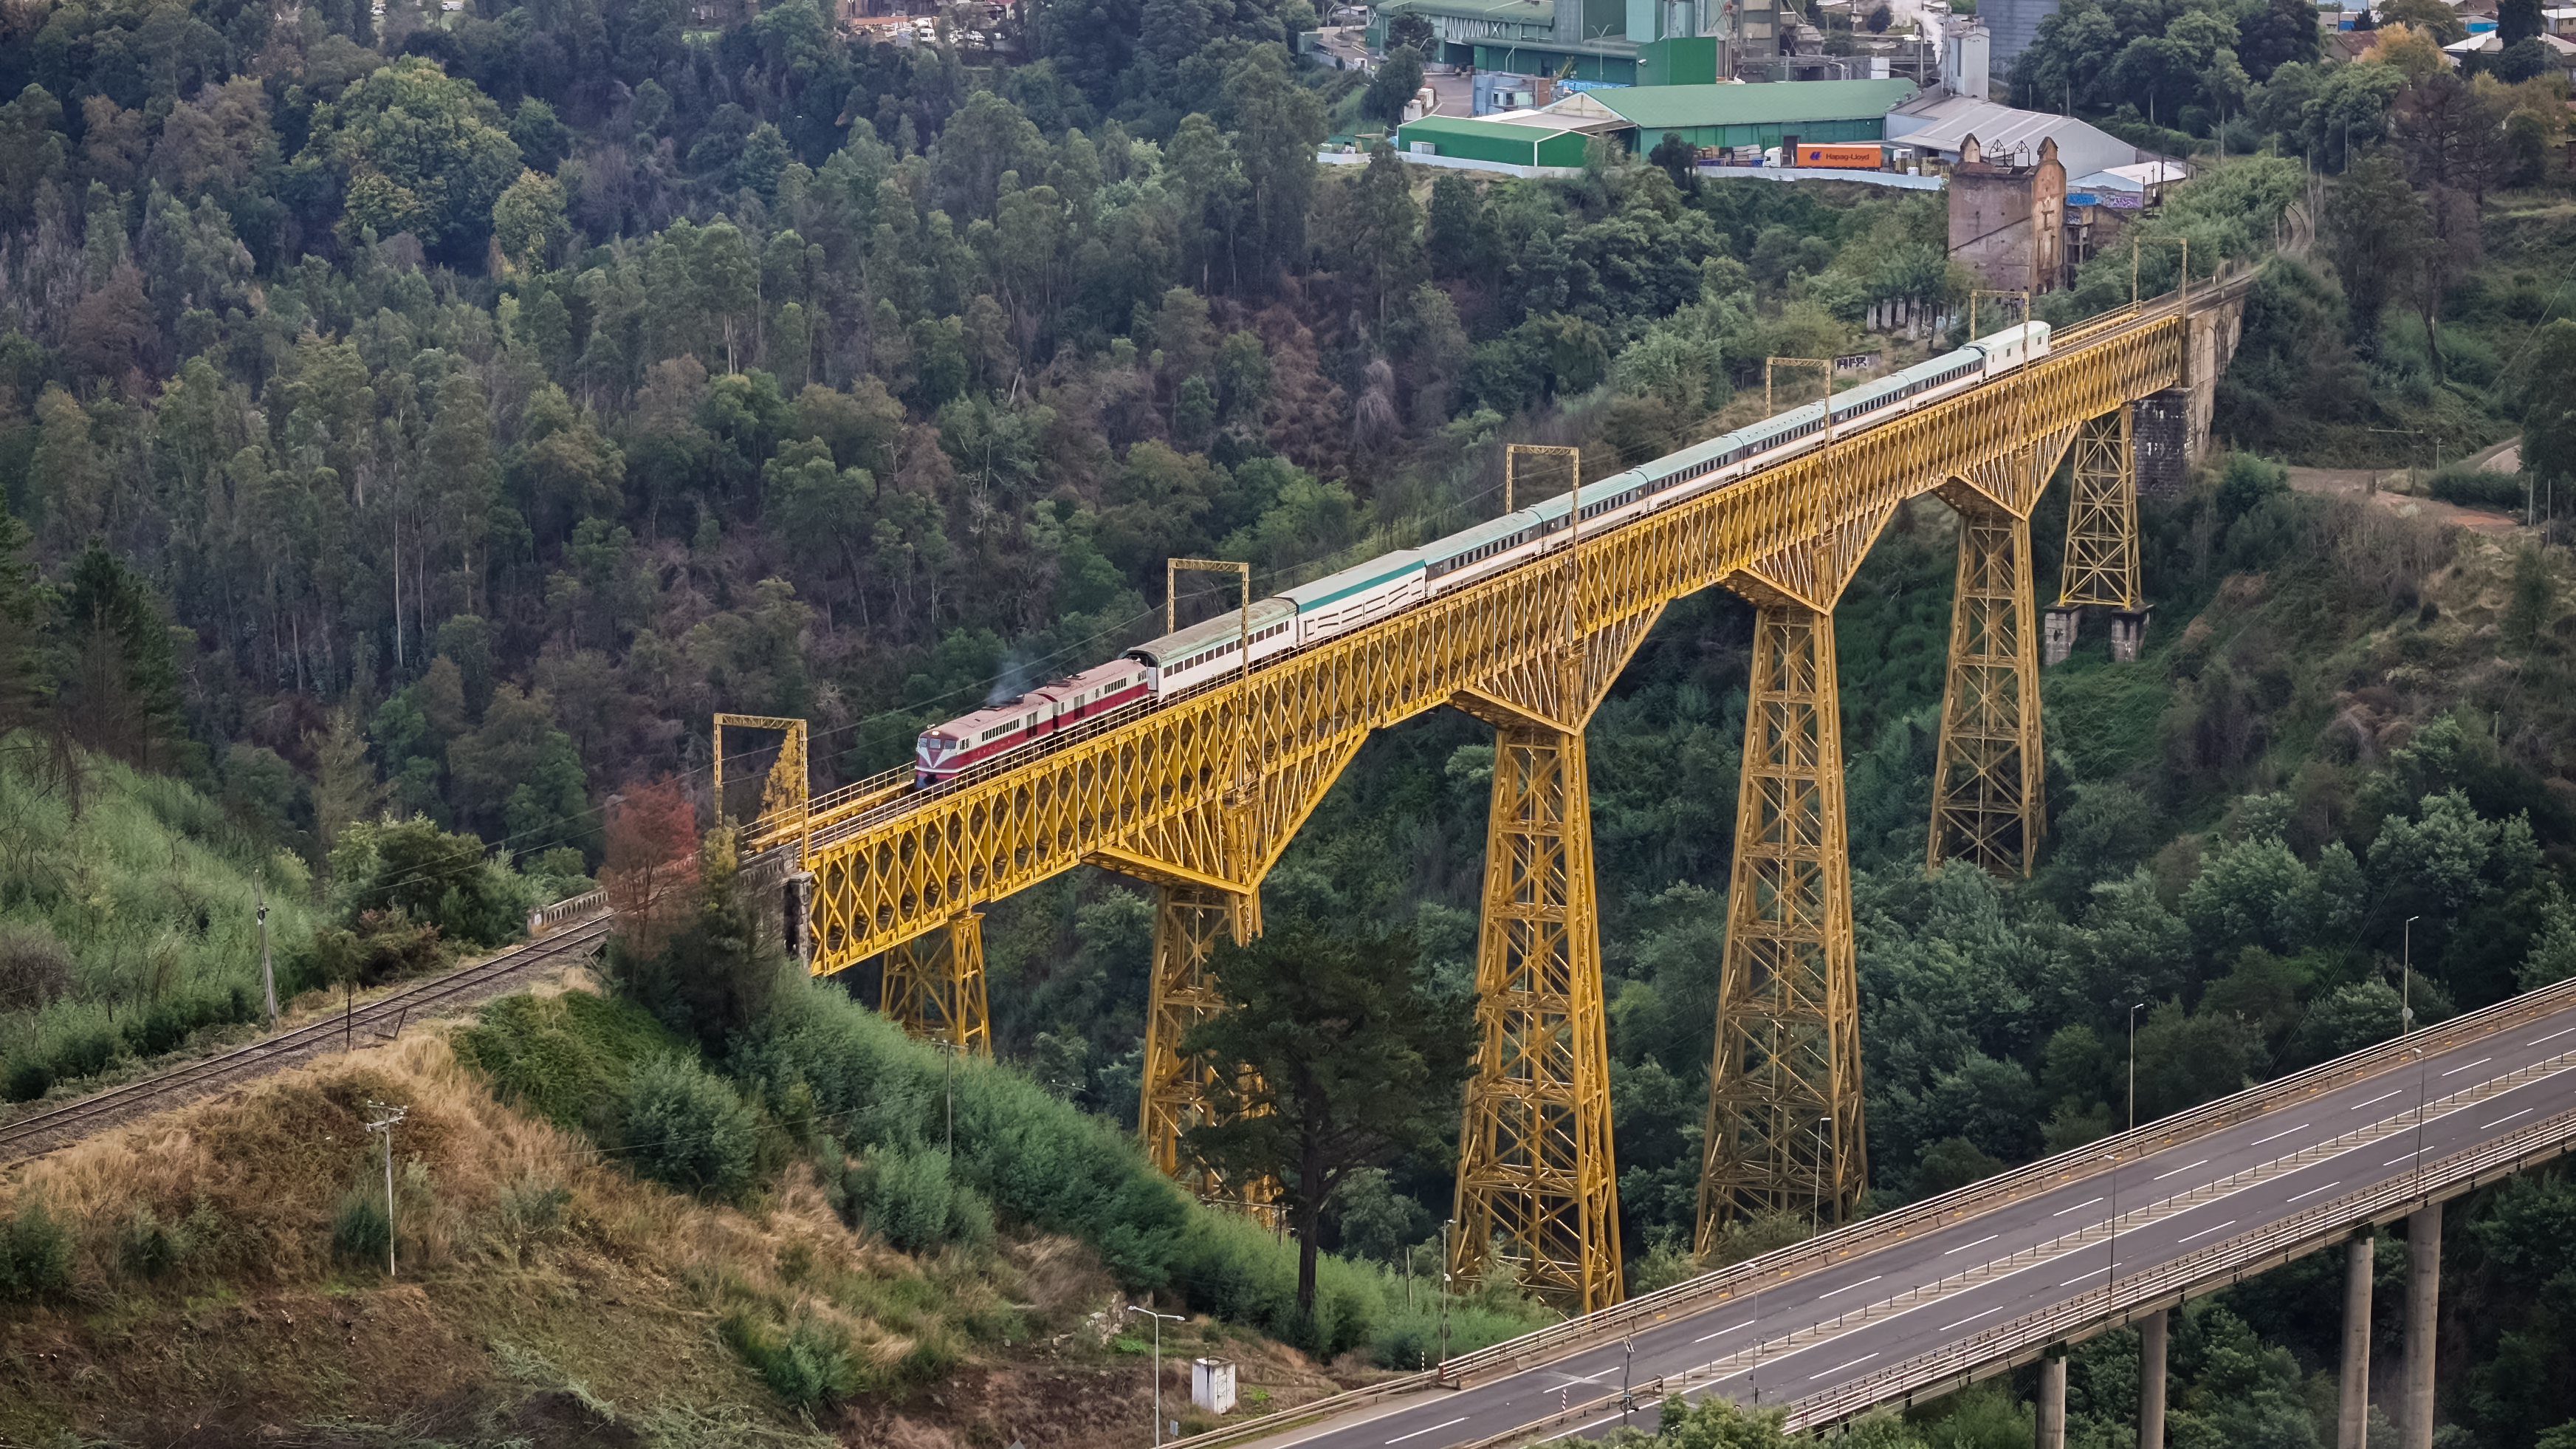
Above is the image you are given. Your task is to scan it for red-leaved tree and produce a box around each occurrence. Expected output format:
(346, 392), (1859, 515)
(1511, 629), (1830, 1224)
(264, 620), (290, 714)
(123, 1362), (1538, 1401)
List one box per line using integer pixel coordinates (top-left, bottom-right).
(602, 776), (701, 961)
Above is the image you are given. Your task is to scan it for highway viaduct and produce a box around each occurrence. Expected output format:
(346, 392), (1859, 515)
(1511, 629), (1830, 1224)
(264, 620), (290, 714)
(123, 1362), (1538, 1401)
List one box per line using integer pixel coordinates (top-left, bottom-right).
(1192, 971), (2576, 1449)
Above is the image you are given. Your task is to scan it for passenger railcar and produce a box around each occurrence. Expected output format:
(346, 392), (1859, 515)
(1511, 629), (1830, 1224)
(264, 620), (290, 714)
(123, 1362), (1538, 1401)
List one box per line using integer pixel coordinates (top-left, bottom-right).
(913, 323), (2051, 787)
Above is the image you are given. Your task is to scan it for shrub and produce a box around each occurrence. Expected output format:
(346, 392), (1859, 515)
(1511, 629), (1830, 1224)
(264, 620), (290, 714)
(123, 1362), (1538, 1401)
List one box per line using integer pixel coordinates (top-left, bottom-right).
(298, 908), (447, 993)
(454, 989), (684, 1131)
(4, 1058), (52, 1103)
(5, 1022), (124, 1101)
(0, 924), (72, 1011)
(332, 1185), (392, 1266)
(841, 1143), (995, 1253)
(2428, 462), (2524, 511)
(720, 1314), (857, 1409)
(119, 986), (259, 1058)
(1167, 1204), (1387, 1357)
(117, 1198), (222, 1278)
(0, 1200), (70, 1298)
(619, 1055), (760, 1199)
(327, 816), (533, 948)
(731, 983), (1194, 1286)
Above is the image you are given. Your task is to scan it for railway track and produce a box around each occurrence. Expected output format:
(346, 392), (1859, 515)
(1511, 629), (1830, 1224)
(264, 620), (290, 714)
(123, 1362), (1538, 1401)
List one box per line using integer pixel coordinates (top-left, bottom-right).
(0, 914), (613, 1168)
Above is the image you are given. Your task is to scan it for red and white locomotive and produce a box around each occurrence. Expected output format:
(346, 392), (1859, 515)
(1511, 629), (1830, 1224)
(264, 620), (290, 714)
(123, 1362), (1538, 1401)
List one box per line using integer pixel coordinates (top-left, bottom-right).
(912, 657), (1155, 785)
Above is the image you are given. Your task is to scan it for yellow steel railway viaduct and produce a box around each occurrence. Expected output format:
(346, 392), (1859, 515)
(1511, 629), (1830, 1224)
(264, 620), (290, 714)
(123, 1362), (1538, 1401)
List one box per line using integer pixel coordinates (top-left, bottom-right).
(711, 274), (2251, 1318)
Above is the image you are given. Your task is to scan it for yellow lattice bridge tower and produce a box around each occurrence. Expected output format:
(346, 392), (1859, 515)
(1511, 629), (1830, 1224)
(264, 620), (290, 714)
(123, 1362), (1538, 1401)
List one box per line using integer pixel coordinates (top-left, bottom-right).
(726, 280), (2232, 1311)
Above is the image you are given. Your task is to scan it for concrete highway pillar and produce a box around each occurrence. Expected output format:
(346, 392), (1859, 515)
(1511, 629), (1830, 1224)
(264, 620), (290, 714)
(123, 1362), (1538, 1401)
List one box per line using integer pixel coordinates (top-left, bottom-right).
(2405, 1205), (2442, 1449)
(2139, 1310), (2169, 1449)
(2340, 1231), (2374, 1449)
(2037, 1351), (2068, 1449)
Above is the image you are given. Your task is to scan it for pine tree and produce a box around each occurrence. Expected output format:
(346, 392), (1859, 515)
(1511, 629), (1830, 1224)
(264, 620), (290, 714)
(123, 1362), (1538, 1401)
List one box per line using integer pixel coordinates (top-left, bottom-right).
(1181, 917), (1471, 1332)
(55, 545), (186, 770)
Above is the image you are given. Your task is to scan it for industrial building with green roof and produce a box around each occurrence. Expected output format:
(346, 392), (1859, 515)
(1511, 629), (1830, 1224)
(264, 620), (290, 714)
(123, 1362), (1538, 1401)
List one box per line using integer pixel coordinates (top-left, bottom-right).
(1391, 116), (1596, 169)
(1593, 78), (1920, 151)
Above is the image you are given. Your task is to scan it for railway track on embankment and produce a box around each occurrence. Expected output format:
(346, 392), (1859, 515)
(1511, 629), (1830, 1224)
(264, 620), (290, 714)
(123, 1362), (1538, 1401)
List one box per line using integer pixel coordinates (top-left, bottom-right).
(0, 914), (611, 1168)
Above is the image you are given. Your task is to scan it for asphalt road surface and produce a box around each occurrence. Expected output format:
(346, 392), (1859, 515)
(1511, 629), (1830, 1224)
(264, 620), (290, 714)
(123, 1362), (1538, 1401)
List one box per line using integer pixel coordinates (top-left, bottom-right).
(1257, 1000), (2576, 1449)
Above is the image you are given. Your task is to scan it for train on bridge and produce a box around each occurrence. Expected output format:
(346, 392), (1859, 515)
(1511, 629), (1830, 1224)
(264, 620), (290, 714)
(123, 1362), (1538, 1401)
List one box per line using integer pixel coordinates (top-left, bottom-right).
(913, 320), (2054, 787)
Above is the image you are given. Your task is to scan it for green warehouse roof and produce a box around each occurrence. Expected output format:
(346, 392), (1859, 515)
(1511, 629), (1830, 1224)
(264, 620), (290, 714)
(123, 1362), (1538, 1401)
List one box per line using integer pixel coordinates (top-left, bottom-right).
(1378, 0), (1556, 21)
(1393, 115), (1595, 167)
(1397, 116), (1588, 143)
(1594, 78), (1919, 129)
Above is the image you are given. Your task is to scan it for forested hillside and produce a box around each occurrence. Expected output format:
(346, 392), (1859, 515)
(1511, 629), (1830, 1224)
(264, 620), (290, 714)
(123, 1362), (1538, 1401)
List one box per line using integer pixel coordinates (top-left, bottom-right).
(6, 0), (2576, 1437)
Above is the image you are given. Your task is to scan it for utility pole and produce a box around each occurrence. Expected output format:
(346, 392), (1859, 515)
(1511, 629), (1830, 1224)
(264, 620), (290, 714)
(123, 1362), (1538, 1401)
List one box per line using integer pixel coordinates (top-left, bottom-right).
(258, 868), (277, 1027)
(364, 1100), (408, 1277)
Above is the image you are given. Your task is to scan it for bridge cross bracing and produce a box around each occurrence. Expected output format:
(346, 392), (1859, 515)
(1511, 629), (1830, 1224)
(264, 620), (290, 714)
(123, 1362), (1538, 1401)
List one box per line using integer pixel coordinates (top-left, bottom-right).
(731, 284), (2216, 1316)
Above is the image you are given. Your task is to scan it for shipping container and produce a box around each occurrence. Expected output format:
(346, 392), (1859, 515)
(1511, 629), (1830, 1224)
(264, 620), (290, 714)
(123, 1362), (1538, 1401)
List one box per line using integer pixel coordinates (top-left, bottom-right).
(1791, 142), (1886, 168)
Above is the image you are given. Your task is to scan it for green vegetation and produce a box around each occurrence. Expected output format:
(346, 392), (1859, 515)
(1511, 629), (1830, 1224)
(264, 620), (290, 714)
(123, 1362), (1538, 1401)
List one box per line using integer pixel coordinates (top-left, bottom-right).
(0, 0), (2572, 1428)
(1181, 916), (1471, 1326)
(0, 744), (311, 1103)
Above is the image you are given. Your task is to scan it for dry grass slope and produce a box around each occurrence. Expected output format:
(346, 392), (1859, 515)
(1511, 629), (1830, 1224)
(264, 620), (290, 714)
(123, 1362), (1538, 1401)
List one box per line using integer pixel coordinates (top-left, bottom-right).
(0, 1016), (1189, 1449)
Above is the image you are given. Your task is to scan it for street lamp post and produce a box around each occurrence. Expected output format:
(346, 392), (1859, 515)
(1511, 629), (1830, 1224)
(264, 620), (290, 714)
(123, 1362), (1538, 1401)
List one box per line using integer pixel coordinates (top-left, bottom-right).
(2112, 1004), (2143, 1306)
(1126, 1304), (1185, 1446)
(2129, 1001), (2147, 1132)
(1813, 1117), (1830, 1226)
(2405, 917), (2427, 1195)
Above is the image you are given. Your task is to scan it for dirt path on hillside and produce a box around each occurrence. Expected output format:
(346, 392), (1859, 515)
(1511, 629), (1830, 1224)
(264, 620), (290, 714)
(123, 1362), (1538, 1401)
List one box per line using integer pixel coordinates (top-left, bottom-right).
(2285, 465), (2525, 538)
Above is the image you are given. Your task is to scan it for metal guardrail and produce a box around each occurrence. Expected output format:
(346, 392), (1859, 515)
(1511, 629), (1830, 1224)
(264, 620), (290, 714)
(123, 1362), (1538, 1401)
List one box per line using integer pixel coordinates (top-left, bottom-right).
(1424, 963), (2576, 1391)
(529, 888), (610, 938)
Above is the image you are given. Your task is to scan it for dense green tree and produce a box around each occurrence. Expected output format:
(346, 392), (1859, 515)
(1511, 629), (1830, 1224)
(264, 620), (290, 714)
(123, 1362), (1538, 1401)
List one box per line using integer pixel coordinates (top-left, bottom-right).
(2322, 154), (2427, 351)
(492, 168), (569, 271)
(2526, 321), (2576, 489)
(1359, 45), (1424, 128)
(55, 545), (185, 770)
(294, 57), (524, 260)
(1181, 917), (1470, 1331)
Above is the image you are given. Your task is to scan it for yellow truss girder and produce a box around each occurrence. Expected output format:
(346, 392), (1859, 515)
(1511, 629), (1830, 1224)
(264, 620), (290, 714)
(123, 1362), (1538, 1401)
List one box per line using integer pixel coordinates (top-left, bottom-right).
(1924, 425), (2078, 881)
(1452, 720), (1624, 1315)
(880, 911), (990, 1055)
(2058, 409), (2144, 610)
(713, 714), (808, 848)
(788, 317), (2182, 975)
(743, 297), (2204, 1302)
(1927, 502), (2047, 879)
(1136, 882), (1281, 1221)
(1697, 552), (1872, 1244)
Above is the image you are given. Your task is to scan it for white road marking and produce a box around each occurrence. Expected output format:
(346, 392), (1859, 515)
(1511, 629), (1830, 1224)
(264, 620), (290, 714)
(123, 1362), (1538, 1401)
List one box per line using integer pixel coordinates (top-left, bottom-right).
(2061, 1270), (2106, 1287)
(2354, 1090), (2404, 1111)
(2440, 1057), (2493, 1078)
(2250, 1123), (2309, 1147)
(1940, 1306), (2005, 1332)
(2285, 1180), (2342, 1202)
(1816, 1275), (1882, 1301)
(2483, 1108), (2535, 1130)
(1943, 1234), (2001, 1256)
(2052, 1196), (2105, 1216)
(1554, 1368), (1616, 1385)
(1694, 1318), (1758, 1345)
(1810, 1353), (1878, 1381)
(2177, 1219), (2239, 1243)
(1387, 1418), (1469, 1445)
(2151, 1158), (2210, 1181)
(2529, 1028), (2576, 1047)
